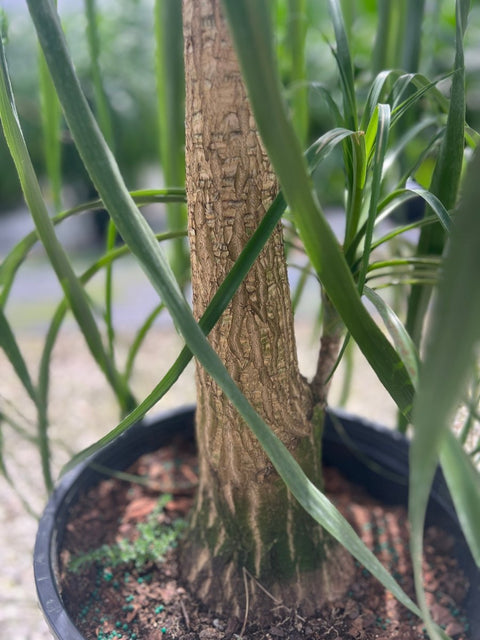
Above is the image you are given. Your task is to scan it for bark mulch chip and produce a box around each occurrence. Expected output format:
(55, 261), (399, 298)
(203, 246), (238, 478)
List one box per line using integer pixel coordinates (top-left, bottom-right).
(59, 437), (471, 640)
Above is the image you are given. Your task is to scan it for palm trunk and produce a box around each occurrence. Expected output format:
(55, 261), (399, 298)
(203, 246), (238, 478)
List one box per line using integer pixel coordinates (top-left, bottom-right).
(181, 0), (353, 618)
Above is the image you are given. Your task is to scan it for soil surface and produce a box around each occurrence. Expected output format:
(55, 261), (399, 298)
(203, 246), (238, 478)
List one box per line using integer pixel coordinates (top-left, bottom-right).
(59, 436), (471, 640)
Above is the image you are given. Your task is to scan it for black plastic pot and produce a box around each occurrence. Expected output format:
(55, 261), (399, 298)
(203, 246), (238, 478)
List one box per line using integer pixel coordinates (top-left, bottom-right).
(34, 406), (480, 639)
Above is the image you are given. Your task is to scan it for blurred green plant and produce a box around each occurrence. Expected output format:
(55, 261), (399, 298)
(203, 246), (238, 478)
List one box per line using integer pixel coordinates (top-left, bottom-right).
(0, 0), (159, 213)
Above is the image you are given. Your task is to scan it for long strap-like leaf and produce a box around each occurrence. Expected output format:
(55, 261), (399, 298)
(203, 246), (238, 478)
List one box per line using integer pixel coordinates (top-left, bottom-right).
(154, 0), (188, 282)
(406, 0), (469, 347)
(0, 189), (185, 308)
(410, 141), (480, 640)
(0, 309), (37, 404)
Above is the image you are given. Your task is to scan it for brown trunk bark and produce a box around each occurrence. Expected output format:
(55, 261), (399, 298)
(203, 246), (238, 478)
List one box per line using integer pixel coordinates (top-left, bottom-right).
(311, 294), (345, 408)
(181, 0), (353, 618)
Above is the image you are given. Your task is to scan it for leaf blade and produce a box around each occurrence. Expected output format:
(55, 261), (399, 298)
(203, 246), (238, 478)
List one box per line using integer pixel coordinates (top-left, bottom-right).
(410, 138), (480, 640)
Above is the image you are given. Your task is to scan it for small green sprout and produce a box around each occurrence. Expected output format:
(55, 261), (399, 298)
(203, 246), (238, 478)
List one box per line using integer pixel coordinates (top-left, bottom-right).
(69, 494), (186, 573)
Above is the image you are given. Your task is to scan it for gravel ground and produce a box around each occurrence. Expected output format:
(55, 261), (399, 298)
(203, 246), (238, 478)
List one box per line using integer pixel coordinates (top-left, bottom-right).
(0, 316), (402, 639)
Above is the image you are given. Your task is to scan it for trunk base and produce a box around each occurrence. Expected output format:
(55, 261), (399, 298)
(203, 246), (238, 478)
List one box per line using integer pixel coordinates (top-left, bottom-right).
(180, 456), (355, 620)
(180, 534), (354, 620)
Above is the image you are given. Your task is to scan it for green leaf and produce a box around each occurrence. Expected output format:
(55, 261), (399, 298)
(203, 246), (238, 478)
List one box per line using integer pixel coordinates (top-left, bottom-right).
(38, 50), (62, 210)
(84, 0), (114, 147)
(440, 431), (480, 566)
(372, 0), (404, 73)
(154, 0), (188, 282)
(406, 0), (469, 347)
(363, 287), (419, 387)
(36, 0), (61, 210)
(374, 187), (451, 235)
(391, 72), (451, 124)
(356, 104), (390, 293)
(401, 0), (426, 72)
(348, 184), (451, 264)
(360, 71), (396, 132)
(383, 116), (439, 177)
(410, 140), (480, 640)
(83, 0), (118, 364)
(285, 0), (308, 145)
(363, 104), (379, 162)
(344, 131), (366, 247)
(123, 303), (166, 383)
(312, 127), (356, 160)
(0, 308), (37, 403)
(404, 186), (452, 233)
(326, 0), (357, 130)
(309, 82), (344, 126)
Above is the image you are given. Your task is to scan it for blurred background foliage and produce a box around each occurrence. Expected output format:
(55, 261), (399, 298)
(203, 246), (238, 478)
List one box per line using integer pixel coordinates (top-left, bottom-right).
(0, 0), (479, 214)
(1, 0), (158, 212)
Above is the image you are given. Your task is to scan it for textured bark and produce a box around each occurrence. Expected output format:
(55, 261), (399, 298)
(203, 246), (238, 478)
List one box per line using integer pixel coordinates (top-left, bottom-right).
(311, 295), (345, 408)
(181, 0), (353, 618)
